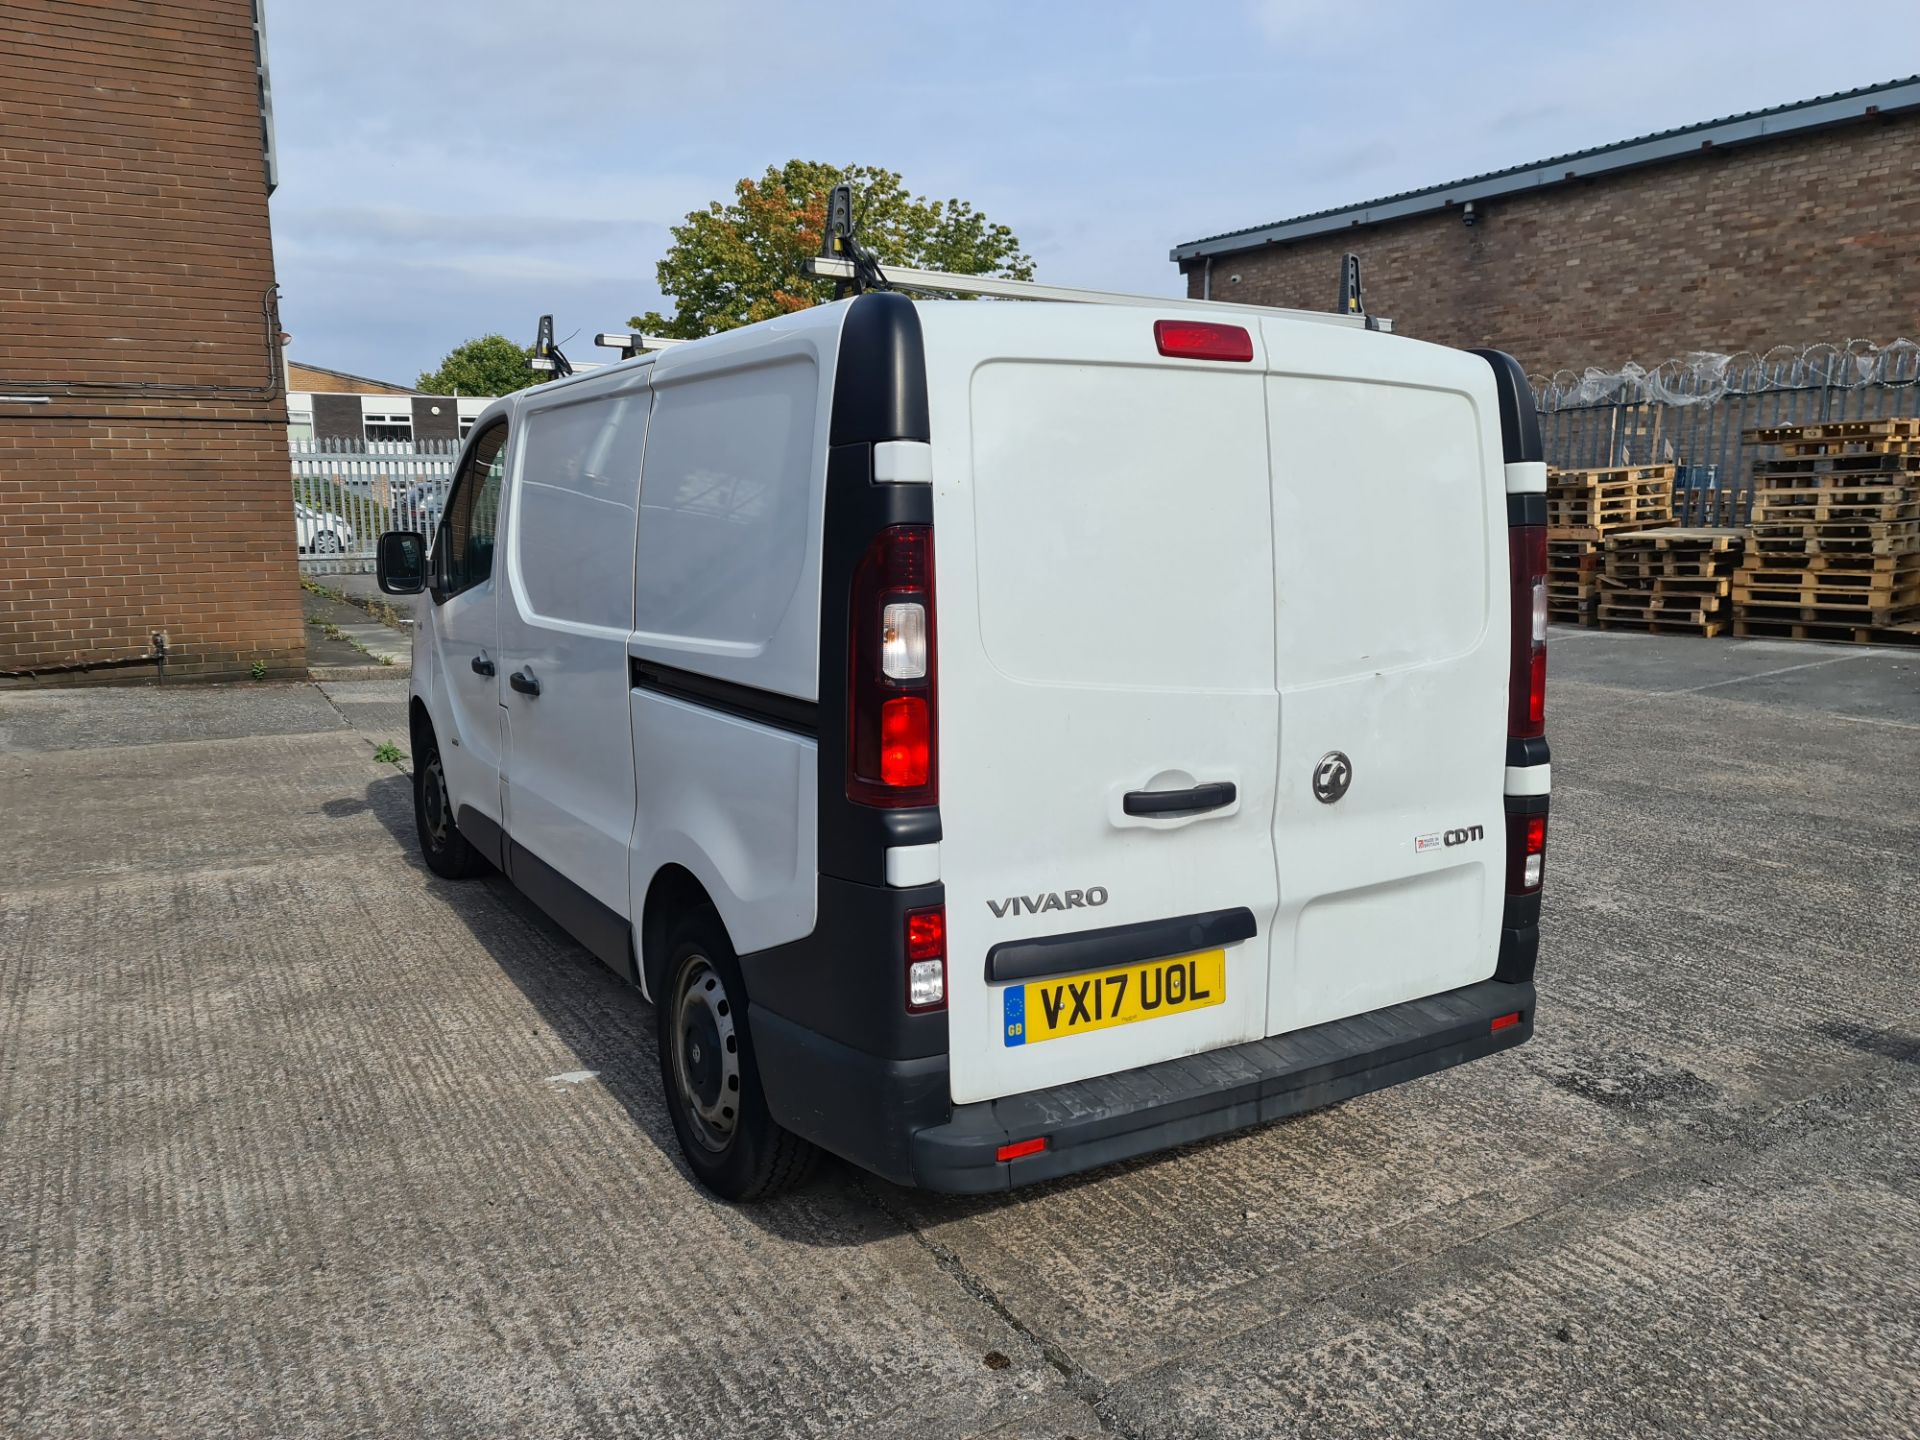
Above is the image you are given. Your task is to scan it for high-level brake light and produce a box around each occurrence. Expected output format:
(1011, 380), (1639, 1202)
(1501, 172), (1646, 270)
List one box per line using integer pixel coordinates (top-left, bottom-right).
(1153, 319), (1254, 363)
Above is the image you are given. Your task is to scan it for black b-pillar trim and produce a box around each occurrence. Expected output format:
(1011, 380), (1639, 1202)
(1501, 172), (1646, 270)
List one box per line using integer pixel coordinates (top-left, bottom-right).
(1470, 348), (1543, 466)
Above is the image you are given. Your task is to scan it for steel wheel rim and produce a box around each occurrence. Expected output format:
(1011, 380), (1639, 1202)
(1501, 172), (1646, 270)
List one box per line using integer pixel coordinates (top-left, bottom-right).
(316, 530), (341, 553)
(421, 754), (451, 850)
(671, 955), (741, 1153)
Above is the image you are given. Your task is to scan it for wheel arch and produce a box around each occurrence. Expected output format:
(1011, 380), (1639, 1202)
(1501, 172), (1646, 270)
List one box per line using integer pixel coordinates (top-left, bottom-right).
(640, 863), (722, 1003)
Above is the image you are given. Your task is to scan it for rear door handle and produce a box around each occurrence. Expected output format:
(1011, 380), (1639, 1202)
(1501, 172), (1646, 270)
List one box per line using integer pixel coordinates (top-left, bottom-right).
(509, 668), (540, 697)
(1123, 781), (1237, 817)
(470, 655), (495, 677)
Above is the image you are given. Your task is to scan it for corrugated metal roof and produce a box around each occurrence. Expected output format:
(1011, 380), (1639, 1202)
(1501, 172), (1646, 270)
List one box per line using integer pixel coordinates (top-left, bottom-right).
(1171, 76), (1920, 263)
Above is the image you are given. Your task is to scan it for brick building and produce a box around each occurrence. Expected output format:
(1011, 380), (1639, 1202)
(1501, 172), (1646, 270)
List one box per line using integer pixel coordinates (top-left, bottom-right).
(0, 0), (302, 682)
(285, 361), (490, 447)
(1172, 78), (1920, 378)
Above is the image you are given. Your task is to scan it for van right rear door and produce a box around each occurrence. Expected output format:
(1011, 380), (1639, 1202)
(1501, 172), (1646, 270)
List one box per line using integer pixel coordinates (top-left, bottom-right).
(1257, 321), (1510, 1038)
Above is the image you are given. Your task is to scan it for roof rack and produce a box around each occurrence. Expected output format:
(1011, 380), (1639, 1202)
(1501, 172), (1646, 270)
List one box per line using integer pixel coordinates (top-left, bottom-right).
(799, 254), (1385, 332)
(801, 184), (1389, 331)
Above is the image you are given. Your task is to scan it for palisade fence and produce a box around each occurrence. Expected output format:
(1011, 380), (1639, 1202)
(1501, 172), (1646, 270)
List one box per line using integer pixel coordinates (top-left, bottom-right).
(1532, 340), (1920, 525)
(292, 437), (460, 574)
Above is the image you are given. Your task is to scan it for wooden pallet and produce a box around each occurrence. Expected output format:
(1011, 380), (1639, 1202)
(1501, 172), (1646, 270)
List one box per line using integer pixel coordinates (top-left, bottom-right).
(1754, 453), (1920, 479)
(1730, 589), (1920, 624)
(1774, 437), (1920, 458)
(1744, 418), (1920, 445)
(1595, 610), (1727, 638)
(1749, 492), (1918, 525)
(1730, 615), (1909, 644)
(1749, 520), (1920, 556)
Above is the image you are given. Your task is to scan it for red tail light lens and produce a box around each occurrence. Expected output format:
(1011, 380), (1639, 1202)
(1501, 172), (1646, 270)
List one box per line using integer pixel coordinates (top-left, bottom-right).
(1153, 319), (1254, 362)
(905, 904), (946, 1012)
(1508, 524), (1547, 737)
(1506, 812), (1547, 893)
(849, 526), (937, 807)
(878, 697), (930, 787)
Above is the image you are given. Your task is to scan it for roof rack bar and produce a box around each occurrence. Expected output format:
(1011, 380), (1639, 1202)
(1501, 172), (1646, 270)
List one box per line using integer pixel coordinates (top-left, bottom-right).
(596, 331), (684, 357)
(802, 256), (1373, 330)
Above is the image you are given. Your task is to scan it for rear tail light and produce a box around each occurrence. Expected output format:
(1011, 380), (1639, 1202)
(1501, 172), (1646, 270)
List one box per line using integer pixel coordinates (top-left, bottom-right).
(1506, 811), (1547, 893)
(905, 904), (946, 1012)
(1153, 319), (1254, 362)
(849, 525), (937, 807)
(1508, 524), (1547, 737)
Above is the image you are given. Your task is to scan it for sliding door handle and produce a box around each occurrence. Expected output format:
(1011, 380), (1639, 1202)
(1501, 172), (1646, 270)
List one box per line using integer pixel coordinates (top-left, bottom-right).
(470, 655), (495, 677)
(509, 669), (540, 697)
(1123, 781), (1237, 817)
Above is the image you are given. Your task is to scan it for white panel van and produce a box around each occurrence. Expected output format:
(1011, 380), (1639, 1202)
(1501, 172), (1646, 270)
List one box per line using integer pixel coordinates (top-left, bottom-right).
(377, 291), (1550, 1200)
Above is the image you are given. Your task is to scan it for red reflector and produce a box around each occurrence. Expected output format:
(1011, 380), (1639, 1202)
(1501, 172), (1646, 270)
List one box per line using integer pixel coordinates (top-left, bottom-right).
(995, 1137), (1048, 1163)
(878, 696), (930, 787)
(1523, 815), (1546, 855)
(1491, 1012), (1522, 1032)
(1153, 319), (1254, 363)
(906, 906), (945, 962)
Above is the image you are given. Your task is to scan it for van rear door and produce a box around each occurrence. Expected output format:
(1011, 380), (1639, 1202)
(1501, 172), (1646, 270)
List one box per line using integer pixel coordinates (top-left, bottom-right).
(927, 306), (1509, 1108)
(925, 306), (1282, 1106)
(1257, 322), (1509, 1036)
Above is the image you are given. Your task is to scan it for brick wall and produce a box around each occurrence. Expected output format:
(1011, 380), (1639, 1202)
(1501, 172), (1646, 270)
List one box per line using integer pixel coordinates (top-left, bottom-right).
(0, 0), (302, 683)
(1182, 113), (1920, 378)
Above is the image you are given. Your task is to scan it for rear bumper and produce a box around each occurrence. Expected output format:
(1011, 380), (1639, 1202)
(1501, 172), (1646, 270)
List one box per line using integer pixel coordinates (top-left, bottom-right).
(751, 977), (1534, 1194)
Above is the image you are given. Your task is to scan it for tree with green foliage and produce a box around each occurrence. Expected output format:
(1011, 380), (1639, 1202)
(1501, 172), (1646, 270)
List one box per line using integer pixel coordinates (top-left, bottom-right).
(417, 334), (541, 396)
(631, 161), (1034, 339)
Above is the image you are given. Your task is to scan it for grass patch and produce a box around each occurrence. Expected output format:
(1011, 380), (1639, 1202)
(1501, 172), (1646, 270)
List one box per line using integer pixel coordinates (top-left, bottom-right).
(373, 742), (405, 765)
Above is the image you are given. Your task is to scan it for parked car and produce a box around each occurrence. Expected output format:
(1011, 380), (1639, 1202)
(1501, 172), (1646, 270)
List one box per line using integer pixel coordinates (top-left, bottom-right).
(393, 482), (445, 534)
(294, 502), (355, 554)
(377, 290), (1550, 1201)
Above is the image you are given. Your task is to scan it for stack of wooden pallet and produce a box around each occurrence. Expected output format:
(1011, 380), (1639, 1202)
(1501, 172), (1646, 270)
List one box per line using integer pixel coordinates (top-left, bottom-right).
(1595, 529), (1746, 636)
(1733, 419), (1920, 643)
(1546, 465), (1676, 625)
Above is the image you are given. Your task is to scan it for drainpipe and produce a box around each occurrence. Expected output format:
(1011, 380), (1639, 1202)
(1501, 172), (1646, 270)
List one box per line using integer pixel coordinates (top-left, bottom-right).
(1202, 256), (1214, 302)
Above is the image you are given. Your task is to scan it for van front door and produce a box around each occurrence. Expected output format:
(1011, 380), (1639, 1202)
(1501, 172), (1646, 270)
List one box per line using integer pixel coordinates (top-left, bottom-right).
(427, 421), (510, 845)
(495, 383), (651, 950)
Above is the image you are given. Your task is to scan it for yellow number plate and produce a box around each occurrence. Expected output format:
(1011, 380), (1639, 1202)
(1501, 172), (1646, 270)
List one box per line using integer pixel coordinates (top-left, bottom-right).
(1002, 949), (1225, 1047)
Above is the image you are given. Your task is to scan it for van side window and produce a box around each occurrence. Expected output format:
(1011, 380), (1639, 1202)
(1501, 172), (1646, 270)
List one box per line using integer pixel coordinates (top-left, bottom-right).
(514, 392), (647, 630)
(634, 356), (815, 646)
(439, 422), (508, 596)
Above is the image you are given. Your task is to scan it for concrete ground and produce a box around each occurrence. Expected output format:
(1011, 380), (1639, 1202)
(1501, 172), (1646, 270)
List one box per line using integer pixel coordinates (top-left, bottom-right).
(2, 631), (1917, 1440)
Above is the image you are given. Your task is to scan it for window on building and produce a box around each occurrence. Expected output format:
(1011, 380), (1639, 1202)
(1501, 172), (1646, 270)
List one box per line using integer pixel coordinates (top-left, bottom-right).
(287, 408), (314, 446)
(458, 414), (478, 440)
(364, 412), (414, 444)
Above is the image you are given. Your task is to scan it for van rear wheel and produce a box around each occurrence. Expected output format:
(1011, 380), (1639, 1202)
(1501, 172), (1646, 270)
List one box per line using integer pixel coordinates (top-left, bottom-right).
(413, 727), (489, 879)
(658, 910), (818, 1201)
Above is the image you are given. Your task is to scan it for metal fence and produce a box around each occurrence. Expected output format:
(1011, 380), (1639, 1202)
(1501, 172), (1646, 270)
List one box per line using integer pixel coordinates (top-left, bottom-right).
(1533, 340), (1920, 526)
(292, 437), (459, 574)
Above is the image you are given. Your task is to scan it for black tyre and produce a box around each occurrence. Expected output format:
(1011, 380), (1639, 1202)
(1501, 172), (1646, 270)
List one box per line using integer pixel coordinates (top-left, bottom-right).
(657, 908), (818, 1201)
(413, 725), (490, 880)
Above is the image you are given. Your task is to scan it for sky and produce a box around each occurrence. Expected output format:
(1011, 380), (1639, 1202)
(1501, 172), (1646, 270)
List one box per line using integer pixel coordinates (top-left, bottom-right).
(263, 1), (1920, 387)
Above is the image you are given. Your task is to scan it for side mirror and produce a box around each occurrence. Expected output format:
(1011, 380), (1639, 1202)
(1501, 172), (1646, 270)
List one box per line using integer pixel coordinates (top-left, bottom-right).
(376, 530), (428, 595)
